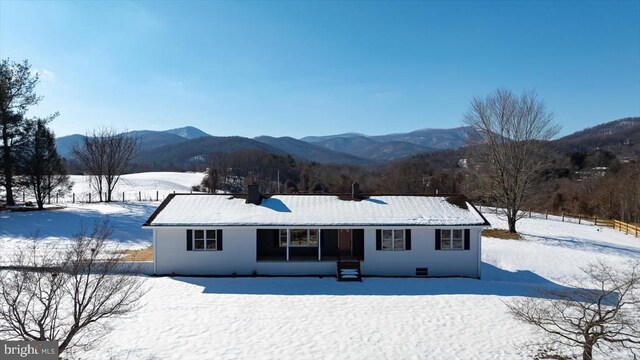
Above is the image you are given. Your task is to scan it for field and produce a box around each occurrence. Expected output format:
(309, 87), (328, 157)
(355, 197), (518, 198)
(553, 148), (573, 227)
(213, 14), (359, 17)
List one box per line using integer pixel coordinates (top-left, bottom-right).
(1, 172), (639, 359)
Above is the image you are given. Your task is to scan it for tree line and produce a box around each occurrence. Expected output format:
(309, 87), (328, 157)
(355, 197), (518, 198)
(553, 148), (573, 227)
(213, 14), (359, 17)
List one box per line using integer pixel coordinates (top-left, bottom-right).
(1, 59), (140, 208)
(1, 59), (71, 209)
(3, 57), (638, 230)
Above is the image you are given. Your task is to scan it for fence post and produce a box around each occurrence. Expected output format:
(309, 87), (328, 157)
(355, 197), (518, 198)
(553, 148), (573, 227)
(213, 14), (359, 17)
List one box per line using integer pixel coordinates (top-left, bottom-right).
(89, 193), (91, 203)
(138, 191), (141, 201)
(23, 191), (25, 202)
(529, 209), (531, 218)
(56, 193), (58, 204)
(73, 193), (75, 203)
(562, 211), (565, 222)
(479, 205), (482, 212)
(545, 209), (548, 219)
(48, 193), (51, 205)
(156, 191), (159, 201)
(123, 192), (125, 202)
(578, 214), (581, 224)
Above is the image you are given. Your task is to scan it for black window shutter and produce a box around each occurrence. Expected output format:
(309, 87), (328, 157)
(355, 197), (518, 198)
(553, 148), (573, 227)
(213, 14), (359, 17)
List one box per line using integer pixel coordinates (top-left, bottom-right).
(405, 229), (411, 250)
(464, 229), (470, 250)
(376, 229), (382, 251)
(186, 229), (192, 251)
(217, 229), (223, 251)
(435, 229), (441, 250)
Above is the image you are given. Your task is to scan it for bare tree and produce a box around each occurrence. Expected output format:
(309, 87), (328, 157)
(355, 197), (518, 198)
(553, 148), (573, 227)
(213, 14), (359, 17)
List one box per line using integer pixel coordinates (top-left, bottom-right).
(464, 89), (560, 233)
(0, 221), (146, 356)
(72, 128), (138, 202)
(506, 261), (640, 360)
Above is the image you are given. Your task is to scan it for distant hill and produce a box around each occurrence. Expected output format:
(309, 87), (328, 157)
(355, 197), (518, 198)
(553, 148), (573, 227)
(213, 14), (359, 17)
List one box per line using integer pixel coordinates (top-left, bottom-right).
(310, 135), (432, 161)
(370, 127), (471, 149)
(553, 117), (640, 159)
(55, 134), (85, 159)
(301, 132), (365, 143)
(135, 136), (287, 170)
(254, 136), (375, 165)
(302, 127), (470, 160)
(55, 119), (640, 171)
(56, 130), (190, 159)
(164, 126), (211, 139)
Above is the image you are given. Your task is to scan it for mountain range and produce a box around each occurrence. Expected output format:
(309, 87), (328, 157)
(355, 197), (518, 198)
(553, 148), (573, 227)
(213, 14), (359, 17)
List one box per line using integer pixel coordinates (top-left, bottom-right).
(55, 117), (640, 168)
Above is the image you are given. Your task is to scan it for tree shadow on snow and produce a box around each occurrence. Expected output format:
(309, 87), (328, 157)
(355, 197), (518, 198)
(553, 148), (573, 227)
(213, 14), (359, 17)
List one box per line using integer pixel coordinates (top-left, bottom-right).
(518, 232), (640, 258)
(172, 262), (585, 298)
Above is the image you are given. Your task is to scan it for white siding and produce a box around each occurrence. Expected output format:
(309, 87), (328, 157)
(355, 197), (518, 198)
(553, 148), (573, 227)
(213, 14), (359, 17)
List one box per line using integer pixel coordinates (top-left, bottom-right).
(153, 226), (483, 277)
(361, 228), (481, 277)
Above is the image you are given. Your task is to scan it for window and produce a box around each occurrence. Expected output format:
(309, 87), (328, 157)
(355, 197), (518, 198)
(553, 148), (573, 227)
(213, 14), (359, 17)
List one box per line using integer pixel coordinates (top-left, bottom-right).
(452, 230), (463, 250)
(289, 229), (318, 247)
(193, 229), (217, 251)
(279, 229), (287, 247)
(382, 229), (405, 251)
(279, 229), (319, 247)
(439, 229), (464, 250)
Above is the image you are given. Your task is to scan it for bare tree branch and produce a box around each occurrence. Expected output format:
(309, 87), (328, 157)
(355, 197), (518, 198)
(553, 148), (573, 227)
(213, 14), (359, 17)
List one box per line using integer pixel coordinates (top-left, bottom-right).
(464, 89), (560, 233)
(0, 221), (146, 355)
(506, 260), (640, 360)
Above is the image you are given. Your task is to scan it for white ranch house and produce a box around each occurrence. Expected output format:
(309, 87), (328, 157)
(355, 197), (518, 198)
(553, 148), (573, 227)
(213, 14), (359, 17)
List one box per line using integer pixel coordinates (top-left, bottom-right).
(142, 185), (490, 280)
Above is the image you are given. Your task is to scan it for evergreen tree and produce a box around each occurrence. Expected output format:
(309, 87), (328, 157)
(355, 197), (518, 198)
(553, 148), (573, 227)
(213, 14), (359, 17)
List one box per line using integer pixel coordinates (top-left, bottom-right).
(23, 120), (72, 209)
(0, 59), (55, 206)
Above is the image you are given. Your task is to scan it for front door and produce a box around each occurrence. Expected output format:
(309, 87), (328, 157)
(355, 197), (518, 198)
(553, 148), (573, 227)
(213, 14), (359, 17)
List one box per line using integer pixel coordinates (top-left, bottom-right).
(338, 229), (352, 256)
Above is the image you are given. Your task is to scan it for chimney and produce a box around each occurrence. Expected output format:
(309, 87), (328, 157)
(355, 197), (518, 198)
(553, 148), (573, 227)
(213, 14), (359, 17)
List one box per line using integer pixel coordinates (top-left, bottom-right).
(352, 182), (362, 200)
(247, 183), (261, 205)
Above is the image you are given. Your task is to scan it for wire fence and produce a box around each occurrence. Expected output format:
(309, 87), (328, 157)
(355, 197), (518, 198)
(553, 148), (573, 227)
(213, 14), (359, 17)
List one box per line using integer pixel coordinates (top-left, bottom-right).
(478, 205), (639, 238)
(14, 189), (206, 206)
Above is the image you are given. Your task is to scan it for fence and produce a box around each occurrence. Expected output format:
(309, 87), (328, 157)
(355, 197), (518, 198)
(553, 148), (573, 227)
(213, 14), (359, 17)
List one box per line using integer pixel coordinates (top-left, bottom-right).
(478, 206), (639, 238)
(17, 189), (204, 205)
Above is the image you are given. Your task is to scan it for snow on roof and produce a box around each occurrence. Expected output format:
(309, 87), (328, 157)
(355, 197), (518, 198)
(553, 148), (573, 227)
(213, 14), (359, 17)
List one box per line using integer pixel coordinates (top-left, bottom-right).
(144, 194), (489, 227)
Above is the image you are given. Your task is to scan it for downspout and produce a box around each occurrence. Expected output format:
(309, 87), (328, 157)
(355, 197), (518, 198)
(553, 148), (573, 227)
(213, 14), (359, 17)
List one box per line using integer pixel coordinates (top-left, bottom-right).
(477, 228), (482, 279)
(153, 228), (157, 275)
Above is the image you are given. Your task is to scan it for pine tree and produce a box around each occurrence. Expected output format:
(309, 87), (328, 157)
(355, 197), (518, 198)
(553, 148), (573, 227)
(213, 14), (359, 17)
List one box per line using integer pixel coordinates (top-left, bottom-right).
(23, 120), (72, 209)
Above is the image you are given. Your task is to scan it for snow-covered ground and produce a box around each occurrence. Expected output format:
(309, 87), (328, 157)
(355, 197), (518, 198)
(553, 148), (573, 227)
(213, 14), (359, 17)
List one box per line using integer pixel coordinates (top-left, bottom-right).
(3, 171), (206, 204)
(1, 172), (204, 258)
(2, 176), (640, 359)
(68, 171), (206, 202)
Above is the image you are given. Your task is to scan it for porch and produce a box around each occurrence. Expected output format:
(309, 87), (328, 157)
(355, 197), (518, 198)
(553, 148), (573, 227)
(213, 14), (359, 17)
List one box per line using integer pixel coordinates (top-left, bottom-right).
(256, 228), (365, 262)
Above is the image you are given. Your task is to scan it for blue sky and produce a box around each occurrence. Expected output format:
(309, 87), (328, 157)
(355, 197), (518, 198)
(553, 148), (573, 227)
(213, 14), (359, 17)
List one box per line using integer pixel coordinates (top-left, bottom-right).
(1, 1), (638, 138)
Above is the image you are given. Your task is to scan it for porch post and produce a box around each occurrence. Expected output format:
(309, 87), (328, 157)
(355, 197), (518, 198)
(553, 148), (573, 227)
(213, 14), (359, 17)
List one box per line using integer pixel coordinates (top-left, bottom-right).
(286, 229), (290, 261)
(318, 229), (322, 261)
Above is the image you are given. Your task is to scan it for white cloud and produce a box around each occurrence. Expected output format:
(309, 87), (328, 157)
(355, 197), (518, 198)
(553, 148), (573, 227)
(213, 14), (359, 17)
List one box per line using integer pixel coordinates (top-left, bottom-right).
(40, 69), (55, 81)
(30, 68), (56, 82)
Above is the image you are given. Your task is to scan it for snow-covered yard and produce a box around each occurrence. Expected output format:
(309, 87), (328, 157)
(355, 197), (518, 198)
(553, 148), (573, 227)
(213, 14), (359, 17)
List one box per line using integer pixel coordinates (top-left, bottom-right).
(1, 174), (640, 359)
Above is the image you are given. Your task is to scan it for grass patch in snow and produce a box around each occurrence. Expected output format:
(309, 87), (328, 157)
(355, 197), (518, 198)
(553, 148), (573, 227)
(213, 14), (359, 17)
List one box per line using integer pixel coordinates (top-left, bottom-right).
(118, 246), (153, 261)
(483, 228), (522, 240)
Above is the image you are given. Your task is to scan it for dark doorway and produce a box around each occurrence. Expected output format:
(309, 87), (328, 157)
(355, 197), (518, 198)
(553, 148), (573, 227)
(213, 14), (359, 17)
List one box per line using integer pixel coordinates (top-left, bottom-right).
(338, 229), (352, 256)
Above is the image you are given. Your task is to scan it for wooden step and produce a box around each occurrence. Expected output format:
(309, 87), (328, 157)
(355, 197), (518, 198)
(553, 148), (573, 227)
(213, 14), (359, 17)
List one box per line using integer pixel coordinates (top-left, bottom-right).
(336, 261), (362, 282)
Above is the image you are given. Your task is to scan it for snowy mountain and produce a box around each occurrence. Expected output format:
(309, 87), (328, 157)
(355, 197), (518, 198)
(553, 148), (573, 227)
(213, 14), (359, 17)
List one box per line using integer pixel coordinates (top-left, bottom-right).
(164, 126), (211, 139)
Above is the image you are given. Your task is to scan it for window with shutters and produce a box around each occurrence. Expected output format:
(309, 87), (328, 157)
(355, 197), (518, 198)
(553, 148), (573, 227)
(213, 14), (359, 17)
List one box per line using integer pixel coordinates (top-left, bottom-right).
(382, 229), (405, 251)
(193, 229), (218, 251)
(438, 229), (467, 250)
